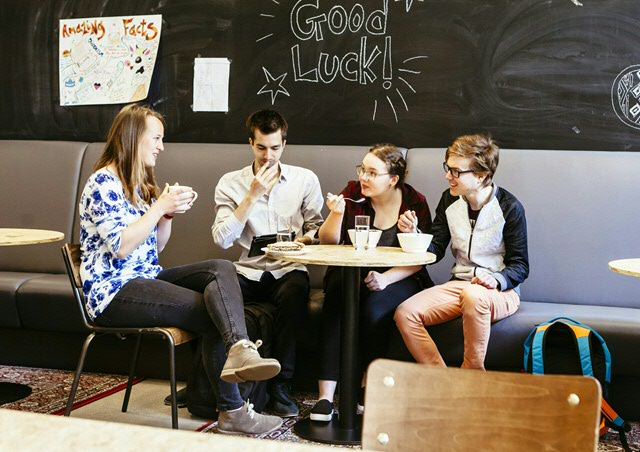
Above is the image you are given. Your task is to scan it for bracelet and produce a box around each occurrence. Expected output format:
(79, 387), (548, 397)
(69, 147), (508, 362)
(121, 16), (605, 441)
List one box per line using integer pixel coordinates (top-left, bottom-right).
(163, 214), (174, 220)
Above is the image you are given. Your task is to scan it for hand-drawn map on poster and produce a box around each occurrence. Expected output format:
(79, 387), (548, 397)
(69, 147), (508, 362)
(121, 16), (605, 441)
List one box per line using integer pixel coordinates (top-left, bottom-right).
(59, 15), (162, 106)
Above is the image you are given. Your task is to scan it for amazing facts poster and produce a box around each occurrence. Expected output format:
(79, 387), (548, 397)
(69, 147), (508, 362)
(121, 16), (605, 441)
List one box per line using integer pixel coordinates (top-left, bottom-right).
(59, 14), (162, 106)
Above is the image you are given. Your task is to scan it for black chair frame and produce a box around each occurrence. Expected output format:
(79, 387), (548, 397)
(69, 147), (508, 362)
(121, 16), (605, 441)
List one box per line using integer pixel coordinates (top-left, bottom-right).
(61, 243), (195, 429)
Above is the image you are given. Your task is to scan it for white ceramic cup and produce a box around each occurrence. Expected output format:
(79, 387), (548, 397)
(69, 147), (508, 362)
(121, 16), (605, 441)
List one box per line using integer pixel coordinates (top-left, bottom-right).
(168, 185), (198, 212)
(366, 229), (382, 249)
(347, 228), (382, 250)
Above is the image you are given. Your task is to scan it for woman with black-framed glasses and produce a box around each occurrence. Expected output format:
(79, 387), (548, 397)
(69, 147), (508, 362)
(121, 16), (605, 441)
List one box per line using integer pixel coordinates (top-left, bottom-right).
(308, 143), (434, 422)
(395, 134), (529, 371)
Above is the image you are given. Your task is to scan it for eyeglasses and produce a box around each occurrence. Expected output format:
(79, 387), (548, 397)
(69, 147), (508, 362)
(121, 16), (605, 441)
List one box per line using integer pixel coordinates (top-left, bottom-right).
(356, 165), (389, 180)
(443, 162), (475, 178)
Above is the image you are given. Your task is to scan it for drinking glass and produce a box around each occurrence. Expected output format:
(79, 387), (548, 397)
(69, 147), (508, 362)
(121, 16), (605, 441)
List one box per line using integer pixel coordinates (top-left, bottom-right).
(354, 215), (370, 251)
(277, 217), (293, 242)
(277, 230), (292, 242)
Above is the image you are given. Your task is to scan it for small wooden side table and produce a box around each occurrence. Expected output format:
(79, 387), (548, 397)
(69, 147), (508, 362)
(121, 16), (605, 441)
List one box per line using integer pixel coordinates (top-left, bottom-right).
(0, 228), (65, 404)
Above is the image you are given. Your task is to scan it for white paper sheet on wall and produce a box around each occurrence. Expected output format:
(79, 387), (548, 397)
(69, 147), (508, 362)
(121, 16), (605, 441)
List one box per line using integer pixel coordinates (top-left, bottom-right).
(193, 58), (230, 112)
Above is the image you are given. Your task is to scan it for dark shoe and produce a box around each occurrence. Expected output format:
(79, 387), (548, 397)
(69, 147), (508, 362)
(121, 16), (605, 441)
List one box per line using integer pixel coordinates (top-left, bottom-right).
(357, 386), (365, 415)
(268, 381), (299, 417)
(221, 339), (281, 383)
(217, 401), (282, 435)
(310, 399), (334, 422)
(163, 386), (187, 408)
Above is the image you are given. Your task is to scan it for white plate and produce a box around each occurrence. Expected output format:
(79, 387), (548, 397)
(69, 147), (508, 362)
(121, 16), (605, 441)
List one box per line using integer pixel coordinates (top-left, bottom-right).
(261, 247), (310, 257)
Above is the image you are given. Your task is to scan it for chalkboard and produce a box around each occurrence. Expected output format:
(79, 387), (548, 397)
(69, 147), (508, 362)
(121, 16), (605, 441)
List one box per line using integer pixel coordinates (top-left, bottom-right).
(2, 0), (640, 150)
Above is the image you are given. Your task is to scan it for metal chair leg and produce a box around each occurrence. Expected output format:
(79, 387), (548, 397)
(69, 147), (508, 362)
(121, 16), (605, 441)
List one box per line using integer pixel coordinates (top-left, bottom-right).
(122, 333), (143, 413)
(165, 331), (179, 429)
(65, 333), (96, 416)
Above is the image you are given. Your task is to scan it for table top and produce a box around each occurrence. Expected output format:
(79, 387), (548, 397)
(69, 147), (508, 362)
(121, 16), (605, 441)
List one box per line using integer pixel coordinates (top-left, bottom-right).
(608, 259), (640, 278)
(0, 228), (65, 246)
(267, 245), (436, 267)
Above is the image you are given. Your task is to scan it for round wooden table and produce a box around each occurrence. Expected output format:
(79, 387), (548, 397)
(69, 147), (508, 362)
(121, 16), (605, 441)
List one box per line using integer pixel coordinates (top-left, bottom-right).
(609, 259), (640, 278)
(268, 245), (435, 445)
(0, 228), (65, 404)
(0, 228), (65, 246)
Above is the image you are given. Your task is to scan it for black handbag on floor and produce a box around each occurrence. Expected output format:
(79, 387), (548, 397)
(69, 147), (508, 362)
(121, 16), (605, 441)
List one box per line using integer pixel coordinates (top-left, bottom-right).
(186, 303), (277, 419)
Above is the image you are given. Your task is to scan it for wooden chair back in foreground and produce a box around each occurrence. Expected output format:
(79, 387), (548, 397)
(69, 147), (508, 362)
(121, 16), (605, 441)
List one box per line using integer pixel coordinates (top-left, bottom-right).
(362, 359), (601, 452)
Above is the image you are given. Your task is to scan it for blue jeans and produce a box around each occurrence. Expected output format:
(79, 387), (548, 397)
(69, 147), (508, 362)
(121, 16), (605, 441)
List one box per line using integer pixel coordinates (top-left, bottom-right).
(95, 259), (248, 411)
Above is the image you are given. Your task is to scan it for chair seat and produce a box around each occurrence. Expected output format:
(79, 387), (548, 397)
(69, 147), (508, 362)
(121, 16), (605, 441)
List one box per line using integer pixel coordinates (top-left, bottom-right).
(161, 327), (197, 346)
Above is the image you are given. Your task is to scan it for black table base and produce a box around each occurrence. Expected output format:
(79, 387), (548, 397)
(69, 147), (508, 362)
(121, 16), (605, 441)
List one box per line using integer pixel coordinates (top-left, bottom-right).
(294, 414), (362, 445)
(0, 382), (32, 404)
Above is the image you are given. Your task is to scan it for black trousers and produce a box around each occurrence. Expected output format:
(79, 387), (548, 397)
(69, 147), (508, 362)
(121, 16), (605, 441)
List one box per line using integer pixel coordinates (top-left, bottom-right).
(318, 267), (424, 381)
(237, 270), (309, 380)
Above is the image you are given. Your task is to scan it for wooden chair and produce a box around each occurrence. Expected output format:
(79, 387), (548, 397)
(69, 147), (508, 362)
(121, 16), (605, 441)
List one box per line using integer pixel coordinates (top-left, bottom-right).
(61, 244), (197, 429)
(362, 359), (601, 452)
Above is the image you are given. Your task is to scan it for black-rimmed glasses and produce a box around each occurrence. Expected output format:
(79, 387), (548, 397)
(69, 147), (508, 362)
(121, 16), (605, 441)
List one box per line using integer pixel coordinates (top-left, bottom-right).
(356, 165), (389, 180)
(443, 162), (475, 178)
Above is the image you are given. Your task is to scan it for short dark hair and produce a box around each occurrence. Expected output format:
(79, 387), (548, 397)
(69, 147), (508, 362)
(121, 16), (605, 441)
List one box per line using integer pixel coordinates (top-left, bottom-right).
(368, 143), (407, 186)
(246, 110), (288, 141)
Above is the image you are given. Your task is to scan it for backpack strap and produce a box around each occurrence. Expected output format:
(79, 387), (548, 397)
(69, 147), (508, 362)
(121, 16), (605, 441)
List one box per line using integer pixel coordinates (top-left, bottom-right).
(523, 317), (581, 374)
(566, 322), (612, 389)
(523, 321), (552, 373)
(601, 398), (632, 452)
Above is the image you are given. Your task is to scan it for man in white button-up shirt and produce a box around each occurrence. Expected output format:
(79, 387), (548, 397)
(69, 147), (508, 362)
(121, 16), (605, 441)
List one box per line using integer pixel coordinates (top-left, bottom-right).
(212, 110), (323, 417)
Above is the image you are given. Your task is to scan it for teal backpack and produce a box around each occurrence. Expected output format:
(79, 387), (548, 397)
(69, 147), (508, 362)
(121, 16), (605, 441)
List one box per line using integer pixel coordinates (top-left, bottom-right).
(523, 317), (631, 451)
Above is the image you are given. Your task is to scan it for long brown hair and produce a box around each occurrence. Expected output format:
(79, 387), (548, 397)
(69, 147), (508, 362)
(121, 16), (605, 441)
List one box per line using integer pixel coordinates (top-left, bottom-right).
(94, 104), (165, 206)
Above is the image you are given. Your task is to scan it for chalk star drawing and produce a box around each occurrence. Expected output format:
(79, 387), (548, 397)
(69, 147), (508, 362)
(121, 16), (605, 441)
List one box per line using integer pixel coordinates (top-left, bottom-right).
(395, 0), (424, 13)
(257, 67), (290, 105)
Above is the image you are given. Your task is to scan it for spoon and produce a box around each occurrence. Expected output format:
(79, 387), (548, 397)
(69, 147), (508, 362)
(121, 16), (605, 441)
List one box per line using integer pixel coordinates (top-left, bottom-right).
(344, 197), (365, 203)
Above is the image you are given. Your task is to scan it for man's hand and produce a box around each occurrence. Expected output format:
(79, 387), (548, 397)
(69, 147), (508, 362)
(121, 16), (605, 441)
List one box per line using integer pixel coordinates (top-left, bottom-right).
(295, 235), (312, 245)
(364, 271), (390, 291)
(471, 273), (499, 290)
(248, 162), (279, 200)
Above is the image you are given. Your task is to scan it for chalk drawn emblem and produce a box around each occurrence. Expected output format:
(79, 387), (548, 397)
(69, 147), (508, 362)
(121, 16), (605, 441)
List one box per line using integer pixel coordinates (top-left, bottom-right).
(612, 65), (640, 130)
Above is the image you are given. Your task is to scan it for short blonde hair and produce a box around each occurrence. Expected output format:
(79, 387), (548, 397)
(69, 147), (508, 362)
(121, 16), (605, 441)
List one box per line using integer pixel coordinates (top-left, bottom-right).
(445, 134), (499, 187)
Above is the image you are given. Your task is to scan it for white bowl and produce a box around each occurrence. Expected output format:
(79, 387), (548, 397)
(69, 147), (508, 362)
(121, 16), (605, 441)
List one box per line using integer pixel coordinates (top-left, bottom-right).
(347, 228), (356, 245)
(397, 233), (433, 253)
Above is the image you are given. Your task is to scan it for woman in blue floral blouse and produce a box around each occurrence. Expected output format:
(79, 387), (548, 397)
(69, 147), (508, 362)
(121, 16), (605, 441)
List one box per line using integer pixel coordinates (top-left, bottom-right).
(79, 104), (282, 435)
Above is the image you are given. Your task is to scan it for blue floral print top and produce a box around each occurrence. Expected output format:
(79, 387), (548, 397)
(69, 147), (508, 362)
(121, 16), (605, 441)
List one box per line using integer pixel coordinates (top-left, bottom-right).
(79, 169), (162, 320)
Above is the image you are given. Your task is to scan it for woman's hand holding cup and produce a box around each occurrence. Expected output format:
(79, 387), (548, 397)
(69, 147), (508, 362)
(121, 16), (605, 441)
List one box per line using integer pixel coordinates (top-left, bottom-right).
(160, 183), (198, 216)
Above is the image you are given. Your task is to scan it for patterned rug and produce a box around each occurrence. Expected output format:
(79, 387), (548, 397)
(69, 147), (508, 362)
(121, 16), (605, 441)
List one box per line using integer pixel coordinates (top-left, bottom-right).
(1, 365), (637, 451)
(0, 365), (132, 415)
(199, 392), (639, 451)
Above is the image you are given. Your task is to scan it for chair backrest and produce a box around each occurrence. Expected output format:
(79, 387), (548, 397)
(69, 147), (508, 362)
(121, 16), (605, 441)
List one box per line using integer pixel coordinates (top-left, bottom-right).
(362, 359), (601, 452)
(61, 243), (94, 329)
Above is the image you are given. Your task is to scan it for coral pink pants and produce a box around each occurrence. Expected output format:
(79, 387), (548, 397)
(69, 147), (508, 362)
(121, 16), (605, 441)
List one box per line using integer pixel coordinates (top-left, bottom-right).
(394, 280), (520, 370)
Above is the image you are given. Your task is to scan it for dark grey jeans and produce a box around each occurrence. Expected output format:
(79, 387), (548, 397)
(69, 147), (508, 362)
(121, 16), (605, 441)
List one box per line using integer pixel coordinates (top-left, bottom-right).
(95, 259), (249, 411)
